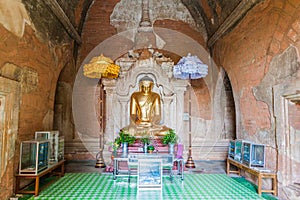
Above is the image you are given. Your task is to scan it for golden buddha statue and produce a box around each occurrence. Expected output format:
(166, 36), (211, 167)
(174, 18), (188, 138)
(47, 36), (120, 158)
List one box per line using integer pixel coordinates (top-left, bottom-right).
(122, 76), (170, 137)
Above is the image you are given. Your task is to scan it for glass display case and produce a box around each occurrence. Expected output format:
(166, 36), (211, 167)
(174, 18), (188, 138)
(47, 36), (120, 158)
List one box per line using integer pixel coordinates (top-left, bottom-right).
(228, 139), (244, 163)
(234, 139), (243, 163)
(242, 141), (251, 166)
(251, 144), (265, 167)
(228, 140), (235, 159)
(138, 159), (162, 190)
(35, 131), (63, 163)
(19, 140), (49, 175)
(242, 142), (265, 168)
(58, 136), (64, 161)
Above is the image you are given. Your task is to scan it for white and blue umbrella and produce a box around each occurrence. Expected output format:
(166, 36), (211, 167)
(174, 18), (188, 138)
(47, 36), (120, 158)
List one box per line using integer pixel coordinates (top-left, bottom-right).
(173, 53), (208, 79)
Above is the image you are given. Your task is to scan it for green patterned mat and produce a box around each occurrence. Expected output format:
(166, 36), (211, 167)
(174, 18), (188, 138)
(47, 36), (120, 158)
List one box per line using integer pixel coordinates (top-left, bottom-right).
(27, 173), (274, 200)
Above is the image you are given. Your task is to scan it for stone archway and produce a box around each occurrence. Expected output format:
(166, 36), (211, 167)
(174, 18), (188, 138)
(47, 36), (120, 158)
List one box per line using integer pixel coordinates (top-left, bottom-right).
(222, 70), (236, 140)
(71, 28), (221, 161)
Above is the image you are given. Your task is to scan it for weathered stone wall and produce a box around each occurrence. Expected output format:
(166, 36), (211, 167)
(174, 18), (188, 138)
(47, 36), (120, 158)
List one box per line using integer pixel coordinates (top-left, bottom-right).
(0, 2), (74, 198)
(0, 77), (20, 200)
(214, 0), (300, 198)
(79, 0), (207, 63)
(79, 0), (119, 65)
(22, 0), (79, 44)
(289, 103), (300, 130)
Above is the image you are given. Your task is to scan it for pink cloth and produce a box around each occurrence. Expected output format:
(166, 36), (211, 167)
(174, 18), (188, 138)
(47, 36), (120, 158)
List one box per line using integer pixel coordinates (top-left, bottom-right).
(176, 143), (183, 159)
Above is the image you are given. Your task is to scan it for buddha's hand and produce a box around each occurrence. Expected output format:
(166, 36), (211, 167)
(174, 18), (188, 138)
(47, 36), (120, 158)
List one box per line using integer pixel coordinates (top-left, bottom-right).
(138, 121), (152, 127)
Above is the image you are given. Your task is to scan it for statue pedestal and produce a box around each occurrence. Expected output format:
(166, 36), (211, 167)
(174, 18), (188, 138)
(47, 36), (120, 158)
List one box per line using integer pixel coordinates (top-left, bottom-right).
(105, 139), (173, 172)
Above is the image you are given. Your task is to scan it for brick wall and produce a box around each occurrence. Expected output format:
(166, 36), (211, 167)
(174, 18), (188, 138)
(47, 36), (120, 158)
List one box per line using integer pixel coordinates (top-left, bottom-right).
(214, 1), (300, 198)
(214, 0), (300, 136)
(79, 0), (119, 64)
(0, 23), (72, 200)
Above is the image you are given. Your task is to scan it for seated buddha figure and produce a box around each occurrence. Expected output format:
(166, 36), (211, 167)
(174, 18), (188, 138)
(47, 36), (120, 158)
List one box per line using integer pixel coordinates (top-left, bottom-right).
(122, 76), (171, 137)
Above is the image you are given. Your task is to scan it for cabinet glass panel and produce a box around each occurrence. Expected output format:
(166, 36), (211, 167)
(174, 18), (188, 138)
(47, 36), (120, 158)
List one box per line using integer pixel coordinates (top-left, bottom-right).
(35, 131), (63, 163)
(234, 140), (243, 162)
(228, 140), (235, 159)
(138, 159), (162, 190)
(251, 144), (265, 167)
(19, 140), (49, 175)
(242, 142), (251, 166)
(242, 142), (266, 168)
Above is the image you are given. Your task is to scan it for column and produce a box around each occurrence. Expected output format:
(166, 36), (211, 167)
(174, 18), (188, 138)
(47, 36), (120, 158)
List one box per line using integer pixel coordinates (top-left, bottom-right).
(118, 96), (129, 128)
(102, 79), (117, 142)
(172, 80), (188, 140)
(161, 95), (174, 128)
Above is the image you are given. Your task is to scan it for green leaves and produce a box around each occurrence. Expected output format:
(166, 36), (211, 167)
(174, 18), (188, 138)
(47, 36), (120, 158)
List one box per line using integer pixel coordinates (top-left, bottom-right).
(161, 129), (177, 145)
(115, 130), (136, 145)
(147, 145), (155, 151)
(140, 135), (151, 144)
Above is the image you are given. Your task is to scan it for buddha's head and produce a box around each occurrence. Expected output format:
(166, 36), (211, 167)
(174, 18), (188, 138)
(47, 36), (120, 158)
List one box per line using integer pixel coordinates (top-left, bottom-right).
(139, 76), (154, 94)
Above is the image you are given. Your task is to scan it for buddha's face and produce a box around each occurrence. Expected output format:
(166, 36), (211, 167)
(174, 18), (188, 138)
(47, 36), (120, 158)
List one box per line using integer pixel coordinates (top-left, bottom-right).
(140, 80), (153, 94)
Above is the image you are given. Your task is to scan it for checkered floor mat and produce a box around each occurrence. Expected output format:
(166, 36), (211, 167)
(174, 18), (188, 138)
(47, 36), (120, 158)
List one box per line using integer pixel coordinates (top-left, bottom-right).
(29, 173), (268, 200)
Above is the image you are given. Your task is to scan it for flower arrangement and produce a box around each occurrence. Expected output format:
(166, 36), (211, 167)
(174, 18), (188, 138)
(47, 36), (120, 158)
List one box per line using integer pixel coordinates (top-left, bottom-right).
(110, 141), (120, 152)
(161, 129), (177, 145)
(140, 136), (151, 145)
(140, 132), (151, 145)
(114, 130), (136, 146)
(109, 141), (120, 156)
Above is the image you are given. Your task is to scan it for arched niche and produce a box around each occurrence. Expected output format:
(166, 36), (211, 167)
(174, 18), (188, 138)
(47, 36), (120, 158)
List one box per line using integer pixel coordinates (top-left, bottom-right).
(102, 49), (189, 145)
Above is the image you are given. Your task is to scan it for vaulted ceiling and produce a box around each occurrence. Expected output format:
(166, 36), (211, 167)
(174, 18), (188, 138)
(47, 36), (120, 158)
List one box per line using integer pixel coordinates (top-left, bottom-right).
(22, 0), (263, 59)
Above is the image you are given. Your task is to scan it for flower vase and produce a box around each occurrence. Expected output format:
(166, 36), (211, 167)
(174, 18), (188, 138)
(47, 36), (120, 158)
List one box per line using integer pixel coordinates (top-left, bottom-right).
(147, 145), (155, 154)
(169, 143), (175, 154)
(143, 143), (148, 153)
(122, 142), (128, 155)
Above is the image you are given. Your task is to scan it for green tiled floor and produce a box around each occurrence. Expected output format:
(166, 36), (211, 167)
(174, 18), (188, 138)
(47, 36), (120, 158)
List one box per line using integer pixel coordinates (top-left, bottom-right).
(24, 173), (276, 200)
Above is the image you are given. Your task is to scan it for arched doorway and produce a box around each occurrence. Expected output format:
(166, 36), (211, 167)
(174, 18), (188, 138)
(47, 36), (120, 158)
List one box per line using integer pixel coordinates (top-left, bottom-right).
(222, 71), (236, 140)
